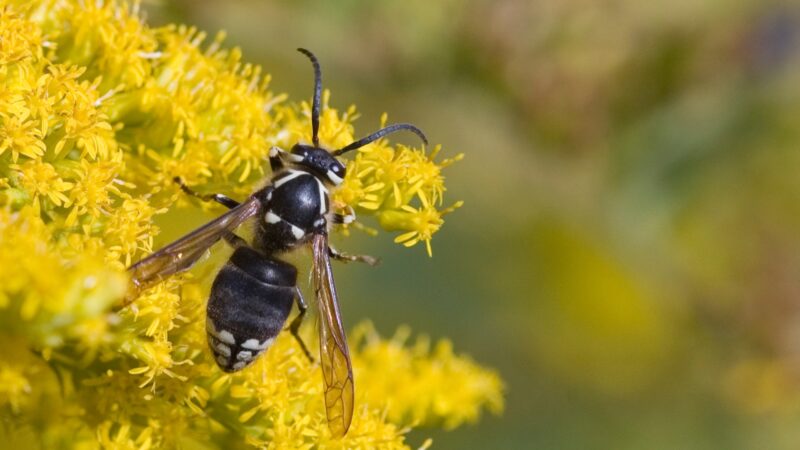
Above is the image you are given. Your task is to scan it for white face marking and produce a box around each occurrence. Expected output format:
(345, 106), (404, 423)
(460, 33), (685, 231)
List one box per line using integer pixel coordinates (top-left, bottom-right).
(215, 342), (231, 357)
(265, 211), (281, 224)
(232, 361), (247, 370)
(241, 338), (273, 351)
(236, 350), (253, 361)
(286, 153), (305, 162)
(273, 169), (307, 188)
(290, 224), (305, 240)
(326, 169), (343, 186)
(269, 146), (280, 157)
(314, 218), (325, 227)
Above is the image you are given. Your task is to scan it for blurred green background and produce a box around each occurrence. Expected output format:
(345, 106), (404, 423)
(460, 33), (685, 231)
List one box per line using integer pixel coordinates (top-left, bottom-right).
(146, 1), (800, 448)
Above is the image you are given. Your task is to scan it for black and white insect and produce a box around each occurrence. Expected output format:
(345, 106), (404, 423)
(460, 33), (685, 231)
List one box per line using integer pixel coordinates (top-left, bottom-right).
(126, 48), (427, 437)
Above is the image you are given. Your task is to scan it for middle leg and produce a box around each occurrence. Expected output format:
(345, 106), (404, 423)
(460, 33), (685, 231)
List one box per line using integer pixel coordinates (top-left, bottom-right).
(328, 246), (380, 266)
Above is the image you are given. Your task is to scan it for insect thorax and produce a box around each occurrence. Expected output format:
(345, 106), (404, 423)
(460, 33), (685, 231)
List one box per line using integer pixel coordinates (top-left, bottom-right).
(254, 169), (329, 253)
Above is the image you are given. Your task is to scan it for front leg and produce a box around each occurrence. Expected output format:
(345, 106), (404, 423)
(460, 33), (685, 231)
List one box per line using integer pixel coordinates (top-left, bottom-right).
(174, 177), (240, 209)
(269, 146), (296, 172)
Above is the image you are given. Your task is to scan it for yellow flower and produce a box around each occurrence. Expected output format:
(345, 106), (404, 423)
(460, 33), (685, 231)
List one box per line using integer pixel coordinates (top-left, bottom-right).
(0, 115), (46, 162)
(0, 1), (499, 448)
(352, 323), (504, 429)
(331, 119), (464, 255)
(12, 159), (73, 211)
(382, 202), (464, 257)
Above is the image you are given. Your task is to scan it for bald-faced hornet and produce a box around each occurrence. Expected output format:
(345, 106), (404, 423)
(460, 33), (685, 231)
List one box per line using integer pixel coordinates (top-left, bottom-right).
(126, 48), (427, 436)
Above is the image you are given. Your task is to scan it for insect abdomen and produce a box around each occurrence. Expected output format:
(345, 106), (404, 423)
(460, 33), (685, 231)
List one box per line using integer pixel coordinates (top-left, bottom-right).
(206, 247), (297, 372)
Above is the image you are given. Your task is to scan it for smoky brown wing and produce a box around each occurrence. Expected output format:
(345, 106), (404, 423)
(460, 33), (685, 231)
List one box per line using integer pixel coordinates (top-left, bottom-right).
(312, 233), (354, 437)
(126, 196), (261, 301)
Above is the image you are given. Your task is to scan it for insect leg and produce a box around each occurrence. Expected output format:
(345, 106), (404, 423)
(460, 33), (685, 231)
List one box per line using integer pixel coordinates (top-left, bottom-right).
(174, 177), (240, 209)
(222, 231), (248, 249)
(268, 146), (293, 172)
(331, 205), (356, 225)
(287, 286), (315, 362)
(328, 246), (380, 266)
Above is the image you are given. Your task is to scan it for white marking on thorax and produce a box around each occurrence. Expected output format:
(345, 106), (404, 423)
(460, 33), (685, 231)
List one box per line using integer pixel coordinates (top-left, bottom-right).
(316, 178), (328, 214)
(265, 210), (305, 240)
(265, 211), (281, 224)
(273, 169), (307, 188)
(290, 224), (305, 240)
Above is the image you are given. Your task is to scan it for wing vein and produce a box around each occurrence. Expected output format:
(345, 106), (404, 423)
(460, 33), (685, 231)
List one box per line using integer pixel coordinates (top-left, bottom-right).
(126, 196), (261, 300)
(312, 233), (354, 437)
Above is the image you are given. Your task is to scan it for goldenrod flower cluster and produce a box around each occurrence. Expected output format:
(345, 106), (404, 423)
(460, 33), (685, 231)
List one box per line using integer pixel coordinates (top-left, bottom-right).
(0, 1), (501, 448)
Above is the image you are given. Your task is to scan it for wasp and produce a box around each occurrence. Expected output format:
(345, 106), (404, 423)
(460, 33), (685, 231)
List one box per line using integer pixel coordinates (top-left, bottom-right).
(125, 48), (427, 437)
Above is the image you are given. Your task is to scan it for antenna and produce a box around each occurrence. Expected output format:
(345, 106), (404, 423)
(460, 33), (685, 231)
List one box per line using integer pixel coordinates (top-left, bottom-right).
(297, 48), (322, 147)
(334, 123), (428, 156)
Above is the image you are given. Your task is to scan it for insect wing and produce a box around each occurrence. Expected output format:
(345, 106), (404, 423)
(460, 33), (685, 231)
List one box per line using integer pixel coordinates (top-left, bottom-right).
(127, 196), (261, 299)
(312, 233), (354, 437)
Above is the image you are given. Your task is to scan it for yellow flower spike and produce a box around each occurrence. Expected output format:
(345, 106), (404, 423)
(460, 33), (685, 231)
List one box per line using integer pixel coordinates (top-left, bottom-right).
(380, 202), (462, 256)
(330, 138), (460, 253)
(0, 1), (497, 447)
(352, 322), (504, 429)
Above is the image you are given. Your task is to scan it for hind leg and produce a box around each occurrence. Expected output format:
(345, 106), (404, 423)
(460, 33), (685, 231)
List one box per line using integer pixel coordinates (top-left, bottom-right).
(287, 287), (314, 362)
